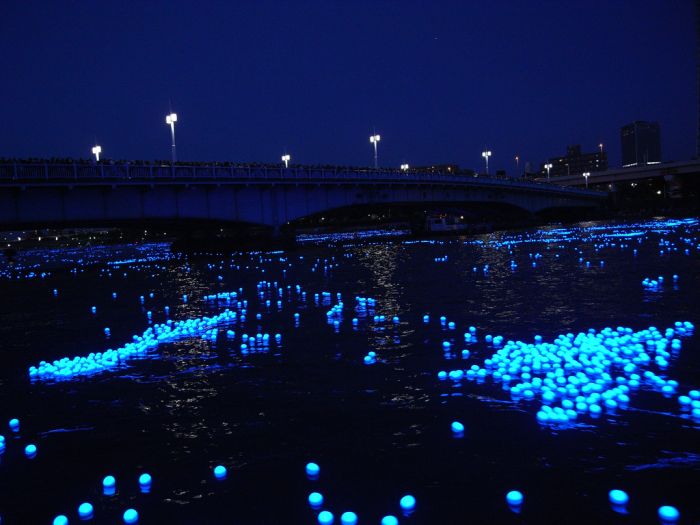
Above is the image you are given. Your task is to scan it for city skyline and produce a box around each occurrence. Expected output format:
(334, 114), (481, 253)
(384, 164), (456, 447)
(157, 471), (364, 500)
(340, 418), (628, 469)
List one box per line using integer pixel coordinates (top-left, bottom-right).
(0, 1), (695, 171)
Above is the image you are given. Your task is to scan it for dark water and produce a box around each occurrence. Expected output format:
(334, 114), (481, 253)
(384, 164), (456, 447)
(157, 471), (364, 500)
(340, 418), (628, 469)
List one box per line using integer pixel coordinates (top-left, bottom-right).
(0, 218), (699, 525)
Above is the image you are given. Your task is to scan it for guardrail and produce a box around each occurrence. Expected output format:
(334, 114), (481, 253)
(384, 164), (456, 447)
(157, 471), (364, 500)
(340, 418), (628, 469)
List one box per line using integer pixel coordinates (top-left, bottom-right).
(0, 162), (605, 196)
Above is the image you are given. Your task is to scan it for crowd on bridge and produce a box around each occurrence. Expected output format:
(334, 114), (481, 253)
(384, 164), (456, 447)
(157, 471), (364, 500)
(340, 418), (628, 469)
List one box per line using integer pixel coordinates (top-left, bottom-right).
(0, 156), (535, 183)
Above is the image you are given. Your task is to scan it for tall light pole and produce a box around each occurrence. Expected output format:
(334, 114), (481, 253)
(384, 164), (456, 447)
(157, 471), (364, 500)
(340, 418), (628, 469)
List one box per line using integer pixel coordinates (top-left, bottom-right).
(514, 155), (520, 176)
(583, 171), (590, 189)
(281, 154), (290, 168)
(400, 163), (409, 172)
(481, 150), (492, 175)
(92, 145), (101, 162)
(544, 163), (553, 181)
(370, 134), (381, 168)
(598, 143), (604, 153)
(165, 112), (178, 163)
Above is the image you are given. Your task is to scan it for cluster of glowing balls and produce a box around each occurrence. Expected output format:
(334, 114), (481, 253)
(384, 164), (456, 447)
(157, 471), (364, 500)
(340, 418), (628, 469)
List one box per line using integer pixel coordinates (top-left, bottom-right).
(49, 474), (147, 523)
(642, 276), (663, 290)
(28, 308), (246, 381)
(363, 351), (377, 365)
(304, 461), (416, 524)
(439, 322), (697, 426)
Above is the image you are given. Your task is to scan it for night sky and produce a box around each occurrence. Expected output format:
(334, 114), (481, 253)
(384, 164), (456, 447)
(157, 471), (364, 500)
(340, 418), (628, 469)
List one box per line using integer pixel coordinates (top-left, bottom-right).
(0, 0), (695, 172)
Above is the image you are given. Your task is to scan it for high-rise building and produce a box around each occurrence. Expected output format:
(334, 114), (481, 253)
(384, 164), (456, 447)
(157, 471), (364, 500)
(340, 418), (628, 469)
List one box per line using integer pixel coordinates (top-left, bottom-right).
(621, 121), (661, 167)
(539, 144), (607, 178)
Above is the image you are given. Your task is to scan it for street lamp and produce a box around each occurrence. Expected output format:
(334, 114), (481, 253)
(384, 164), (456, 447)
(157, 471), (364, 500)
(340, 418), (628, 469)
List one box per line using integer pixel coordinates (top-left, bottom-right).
(481, 150), (492, 175)
(544, 163), (553, 181)
(514, 155), (520, 175)
(281, 154), (291, 168)
(598, 143), (604, 153)
(583, 171), (590, 189)
(370, 134), (381, 169)
(91, 145), (101, 162)
(165, 112), (178, 163)
(400, 163), (409, 171)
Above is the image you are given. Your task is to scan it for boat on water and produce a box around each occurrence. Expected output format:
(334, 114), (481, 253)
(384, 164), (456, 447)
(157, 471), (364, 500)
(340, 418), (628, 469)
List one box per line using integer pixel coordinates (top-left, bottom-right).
(425, 214), (493, 235)
(426, 215), (470, 233)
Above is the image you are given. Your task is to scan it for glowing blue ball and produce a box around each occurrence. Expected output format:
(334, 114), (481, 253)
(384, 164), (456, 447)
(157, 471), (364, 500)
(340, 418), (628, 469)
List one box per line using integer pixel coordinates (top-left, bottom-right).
(608, 489), (628, 506)
(658, 506), (679, 522)
(8, 419), (19, 432)
(24, 444), (37, 458)
(78, 502), (94, 519)
(305, 462), (320, 478)
(506, 490), (524, 506)
(451, 421), (464, 434)
(53, 516), (69, 525)
(308, 492), (324, 507)
(340, 511), (358, 525)
(214, 465), (227, 480)
(139, 473), (152, 486)
(103, 475), (116, 489)
(317, 510), (334, 524)
(122, 508), (138, 524)
(399, 494), (416, 511)
(381, 516), (399, 525)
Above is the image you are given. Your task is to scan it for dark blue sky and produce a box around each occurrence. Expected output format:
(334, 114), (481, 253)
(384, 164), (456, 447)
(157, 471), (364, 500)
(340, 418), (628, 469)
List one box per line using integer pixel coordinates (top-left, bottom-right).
(0, 0), (695, 172)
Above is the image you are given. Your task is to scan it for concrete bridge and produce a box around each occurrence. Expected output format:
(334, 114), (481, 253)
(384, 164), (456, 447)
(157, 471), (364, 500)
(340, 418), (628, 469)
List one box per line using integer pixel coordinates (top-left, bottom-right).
(0, 161), (606, 229)
(535, 159), (700, 195)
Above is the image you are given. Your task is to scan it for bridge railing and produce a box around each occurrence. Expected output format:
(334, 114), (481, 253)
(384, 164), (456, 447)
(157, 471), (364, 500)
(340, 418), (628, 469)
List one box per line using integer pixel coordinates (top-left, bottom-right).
(0, 161), (604, 196)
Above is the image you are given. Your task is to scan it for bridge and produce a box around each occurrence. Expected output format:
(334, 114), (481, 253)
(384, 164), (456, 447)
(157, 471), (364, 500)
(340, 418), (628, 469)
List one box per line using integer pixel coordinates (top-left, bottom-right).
(0, 161), (606, 229)
(535, 159), (700, 197)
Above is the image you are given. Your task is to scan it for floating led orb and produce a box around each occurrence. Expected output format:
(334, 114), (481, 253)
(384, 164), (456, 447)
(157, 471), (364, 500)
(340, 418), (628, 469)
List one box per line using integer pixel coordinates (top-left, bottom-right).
(305, 462), (320, 478)
(102, 475), (116, 489)
(214, 465), (227, 480)
(506, 490), (524, 506)
(399, 494), (416, 511)
(340, 511), (358, 525)
(24, 444), (37, 458)
(8, 418), (19, 432)
(53, 516), (68, 525)
(658, 506), (679, 522)
(308, 492), (324, 508)
(138, 473), (152, 492)
(78, 502), (94, 519)
(317, 510), (334, 524)
(122, 508), (138, 524)
(381, 516), (398, 525)
(451, 421), (464, 435)
(608, 489), (628, 506)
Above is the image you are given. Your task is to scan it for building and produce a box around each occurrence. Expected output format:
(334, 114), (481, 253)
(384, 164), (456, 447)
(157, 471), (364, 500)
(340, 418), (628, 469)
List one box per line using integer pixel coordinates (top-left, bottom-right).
(621, 121), (661, 167)
(539, 144), (608, 178)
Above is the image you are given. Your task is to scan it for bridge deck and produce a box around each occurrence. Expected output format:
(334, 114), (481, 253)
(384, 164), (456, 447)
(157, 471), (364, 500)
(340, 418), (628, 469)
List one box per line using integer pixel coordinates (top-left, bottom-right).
(0, 162), (604, 198)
